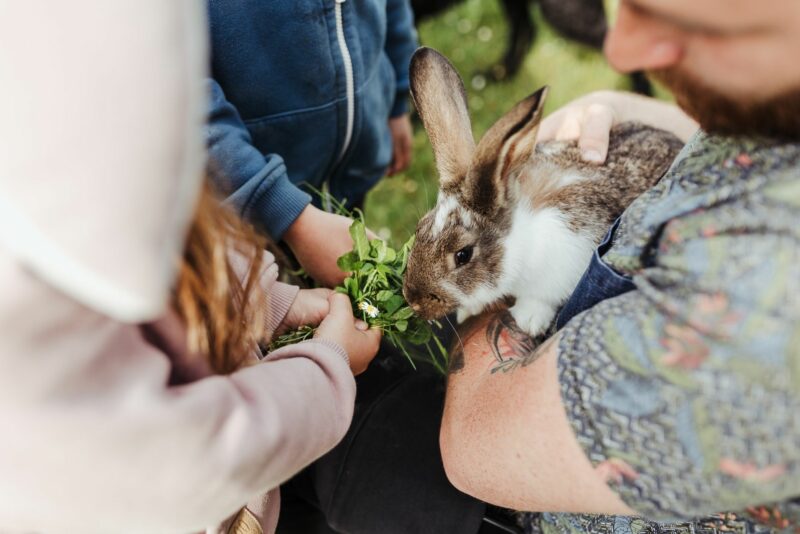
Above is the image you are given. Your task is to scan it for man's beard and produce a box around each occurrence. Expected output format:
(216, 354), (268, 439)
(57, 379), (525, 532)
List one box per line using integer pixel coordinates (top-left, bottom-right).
(651, 68), (800, 140)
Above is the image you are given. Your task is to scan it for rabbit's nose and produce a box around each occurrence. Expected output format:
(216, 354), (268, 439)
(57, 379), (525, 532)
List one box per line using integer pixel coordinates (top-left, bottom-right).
(427, 292), (443, 303)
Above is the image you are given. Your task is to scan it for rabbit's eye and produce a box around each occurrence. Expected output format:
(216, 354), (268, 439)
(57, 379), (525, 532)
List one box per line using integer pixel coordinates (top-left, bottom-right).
(454, 246), (473, 267)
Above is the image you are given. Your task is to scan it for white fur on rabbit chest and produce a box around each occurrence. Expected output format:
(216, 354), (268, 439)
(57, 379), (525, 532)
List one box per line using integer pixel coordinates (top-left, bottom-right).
(455, 204), (596, 336)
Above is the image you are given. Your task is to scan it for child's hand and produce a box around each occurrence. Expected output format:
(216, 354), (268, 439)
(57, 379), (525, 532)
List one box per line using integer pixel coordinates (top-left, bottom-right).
(284, 205), (377, 288)
(387, 114), (413, 176)
(315, 293), (381, 375)
(279, 288), (332, 333)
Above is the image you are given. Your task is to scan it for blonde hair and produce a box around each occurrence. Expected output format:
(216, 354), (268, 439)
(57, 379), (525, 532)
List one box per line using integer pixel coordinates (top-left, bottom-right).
(173, 184), (268, 374)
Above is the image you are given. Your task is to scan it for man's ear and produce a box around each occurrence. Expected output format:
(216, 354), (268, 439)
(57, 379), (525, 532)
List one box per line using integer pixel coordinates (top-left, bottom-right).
(410, 47), (475, 191)
(463, 87), (548, 215)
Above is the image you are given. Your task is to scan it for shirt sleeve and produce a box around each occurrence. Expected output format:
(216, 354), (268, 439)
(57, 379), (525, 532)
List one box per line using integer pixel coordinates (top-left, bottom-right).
(206, 79), (311, 240)
(556, 205), (800, 520)
(384, 0), (418, 117)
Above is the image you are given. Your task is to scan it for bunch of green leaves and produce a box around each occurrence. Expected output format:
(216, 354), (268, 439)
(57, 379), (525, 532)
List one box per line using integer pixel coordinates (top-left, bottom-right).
(269, 207), (448, 374)
(334, 218), (449, 373)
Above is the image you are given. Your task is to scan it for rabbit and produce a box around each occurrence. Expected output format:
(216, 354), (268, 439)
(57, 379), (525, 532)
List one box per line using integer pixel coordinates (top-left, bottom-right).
(401, 47), (684, 336)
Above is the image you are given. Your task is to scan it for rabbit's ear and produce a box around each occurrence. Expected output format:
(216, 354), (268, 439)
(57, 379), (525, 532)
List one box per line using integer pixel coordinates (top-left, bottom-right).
(410, 47), (475, 190)
(466, 87), (548, 214)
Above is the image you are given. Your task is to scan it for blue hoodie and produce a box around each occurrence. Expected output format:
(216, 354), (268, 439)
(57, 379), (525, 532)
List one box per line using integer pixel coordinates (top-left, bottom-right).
(206, 0), (418, 239)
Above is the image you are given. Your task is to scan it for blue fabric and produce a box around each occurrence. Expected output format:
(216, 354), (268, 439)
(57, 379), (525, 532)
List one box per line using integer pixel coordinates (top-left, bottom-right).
(205, 0), (418, 239)
(556, 218), (636, 329)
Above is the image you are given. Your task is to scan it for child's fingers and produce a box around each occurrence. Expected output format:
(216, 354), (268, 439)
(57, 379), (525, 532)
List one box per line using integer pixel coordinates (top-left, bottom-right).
(315, 295), (351, 338)
(326, 293), (354, 323)
(353, 327), (382, 370)
(364, 326), (382, 345)
(309, 287), (334, 299)
(396, 138), (411, 173)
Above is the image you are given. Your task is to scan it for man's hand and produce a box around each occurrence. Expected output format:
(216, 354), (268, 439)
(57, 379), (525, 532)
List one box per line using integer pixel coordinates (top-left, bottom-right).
(537, 90), (698, 164)
(278, 288), (332, 334)
(315, 293), (381, 375)
(387, 113), (413, 176)
(283, 205), (376, 288)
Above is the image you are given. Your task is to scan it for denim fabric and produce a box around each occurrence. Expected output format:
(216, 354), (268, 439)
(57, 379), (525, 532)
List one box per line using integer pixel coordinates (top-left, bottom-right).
(556, 218), (635, 330)
(206, 0), (418, 239)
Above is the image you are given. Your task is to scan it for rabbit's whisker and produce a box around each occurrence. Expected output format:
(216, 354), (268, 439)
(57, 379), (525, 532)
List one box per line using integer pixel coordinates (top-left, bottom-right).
(422, 174), (432, 210)
(443, 314), (464, 356)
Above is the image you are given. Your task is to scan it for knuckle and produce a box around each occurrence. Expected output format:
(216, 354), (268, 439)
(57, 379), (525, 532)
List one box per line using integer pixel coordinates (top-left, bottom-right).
(579, 138), (603, 150)
(584, 103), (612, 118)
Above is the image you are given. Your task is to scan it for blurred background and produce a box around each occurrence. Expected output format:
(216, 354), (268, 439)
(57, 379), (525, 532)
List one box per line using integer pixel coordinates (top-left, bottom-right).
(363, 0), (669, 247)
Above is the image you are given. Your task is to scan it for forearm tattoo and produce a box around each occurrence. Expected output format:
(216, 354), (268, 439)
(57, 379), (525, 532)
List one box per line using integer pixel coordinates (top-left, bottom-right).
(447, 310), (548, 376)
(486, 310), (546, 374)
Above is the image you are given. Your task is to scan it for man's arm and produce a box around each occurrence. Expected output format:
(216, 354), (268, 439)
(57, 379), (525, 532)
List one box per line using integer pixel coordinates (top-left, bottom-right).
(442, 214), (800, 520)
(441, 310), (633, 514)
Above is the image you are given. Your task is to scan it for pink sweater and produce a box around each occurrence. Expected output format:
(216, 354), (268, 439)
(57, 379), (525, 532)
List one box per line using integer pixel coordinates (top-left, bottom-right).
(0, 250), (356, 533)
(0, 4), (356, 531)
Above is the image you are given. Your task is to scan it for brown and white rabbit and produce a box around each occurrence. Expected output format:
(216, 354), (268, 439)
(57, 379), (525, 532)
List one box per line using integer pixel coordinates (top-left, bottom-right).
(402, 47), (683, 335)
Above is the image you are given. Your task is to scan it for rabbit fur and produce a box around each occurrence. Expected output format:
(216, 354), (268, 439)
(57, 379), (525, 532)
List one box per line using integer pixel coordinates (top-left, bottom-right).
(402, 47), (684, 335)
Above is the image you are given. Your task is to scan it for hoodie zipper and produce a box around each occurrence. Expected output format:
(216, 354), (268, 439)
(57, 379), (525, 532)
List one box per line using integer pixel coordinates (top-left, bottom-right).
(334, 0), (355, 164)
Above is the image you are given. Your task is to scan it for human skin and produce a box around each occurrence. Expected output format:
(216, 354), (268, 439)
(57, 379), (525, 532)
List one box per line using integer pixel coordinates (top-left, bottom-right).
(281, 113), (412, 288)
(441, 312), (633, 513)
(605, 0), (800, 102)
(283, 206), (356, 287)
(538, 0), (800, 161)
(387, 114), (414, 176)
(440, 0), (800, 512)
(315, 293), (381, 376)
(277, 287), (381, 376)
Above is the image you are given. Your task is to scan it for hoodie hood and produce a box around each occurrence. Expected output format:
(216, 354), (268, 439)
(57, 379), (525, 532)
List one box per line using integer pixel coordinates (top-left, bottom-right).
(0, 0), (208, 322)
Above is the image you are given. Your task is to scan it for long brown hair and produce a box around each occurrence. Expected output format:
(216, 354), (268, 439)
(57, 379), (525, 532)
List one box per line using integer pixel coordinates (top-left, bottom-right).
(173, 184), (268, 374)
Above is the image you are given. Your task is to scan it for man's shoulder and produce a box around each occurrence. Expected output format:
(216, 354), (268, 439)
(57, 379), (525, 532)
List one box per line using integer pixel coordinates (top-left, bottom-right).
(675, 132), (800, 190)
(666, 133), (800, 233)
(606, 132), (800, 273)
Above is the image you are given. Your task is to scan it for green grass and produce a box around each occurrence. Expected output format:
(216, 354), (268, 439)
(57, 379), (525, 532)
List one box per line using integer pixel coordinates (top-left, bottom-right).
(363, 0), (659, 246)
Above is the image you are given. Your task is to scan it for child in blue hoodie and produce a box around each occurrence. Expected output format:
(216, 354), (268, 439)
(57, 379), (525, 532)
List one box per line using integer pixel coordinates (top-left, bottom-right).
(204, 4), (503, 533)
(206, 0), (417, 287)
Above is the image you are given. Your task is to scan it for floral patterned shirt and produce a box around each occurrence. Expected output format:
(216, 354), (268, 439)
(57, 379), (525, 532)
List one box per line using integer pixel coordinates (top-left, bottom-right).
(547, 131), (800, 531)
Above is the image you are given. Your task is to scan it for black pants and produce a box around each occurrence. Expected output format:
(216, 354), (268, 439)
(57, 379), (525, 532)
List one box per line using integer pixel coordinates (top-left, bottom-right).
(276, 340), (486, 534)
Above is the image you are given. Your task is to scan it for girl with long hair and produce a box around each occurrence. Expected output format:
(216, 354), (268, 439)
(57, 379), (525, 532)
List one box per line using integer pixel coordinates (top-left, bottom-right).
(0, 3), (379, 533)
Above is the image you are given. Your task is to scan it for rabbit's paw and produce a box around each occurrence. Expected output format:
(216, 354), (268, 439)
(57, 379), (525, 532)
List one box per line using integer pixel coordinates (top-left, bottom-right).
(456, 304), (483, 324)
(509, 300), (556, 337)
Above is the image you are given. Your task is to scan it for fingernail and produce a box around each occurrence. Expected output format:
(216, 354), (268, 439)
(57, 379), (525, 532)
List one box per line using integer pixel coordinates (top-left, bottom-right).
(583, 149), (603, 163)
(355, 320), (369, 331)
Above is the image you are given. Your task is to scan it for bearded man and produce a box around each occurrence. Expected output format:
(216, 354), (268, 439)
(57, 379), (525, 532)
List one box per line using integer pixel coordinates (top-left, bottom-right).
(441, 0), (800, 531)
